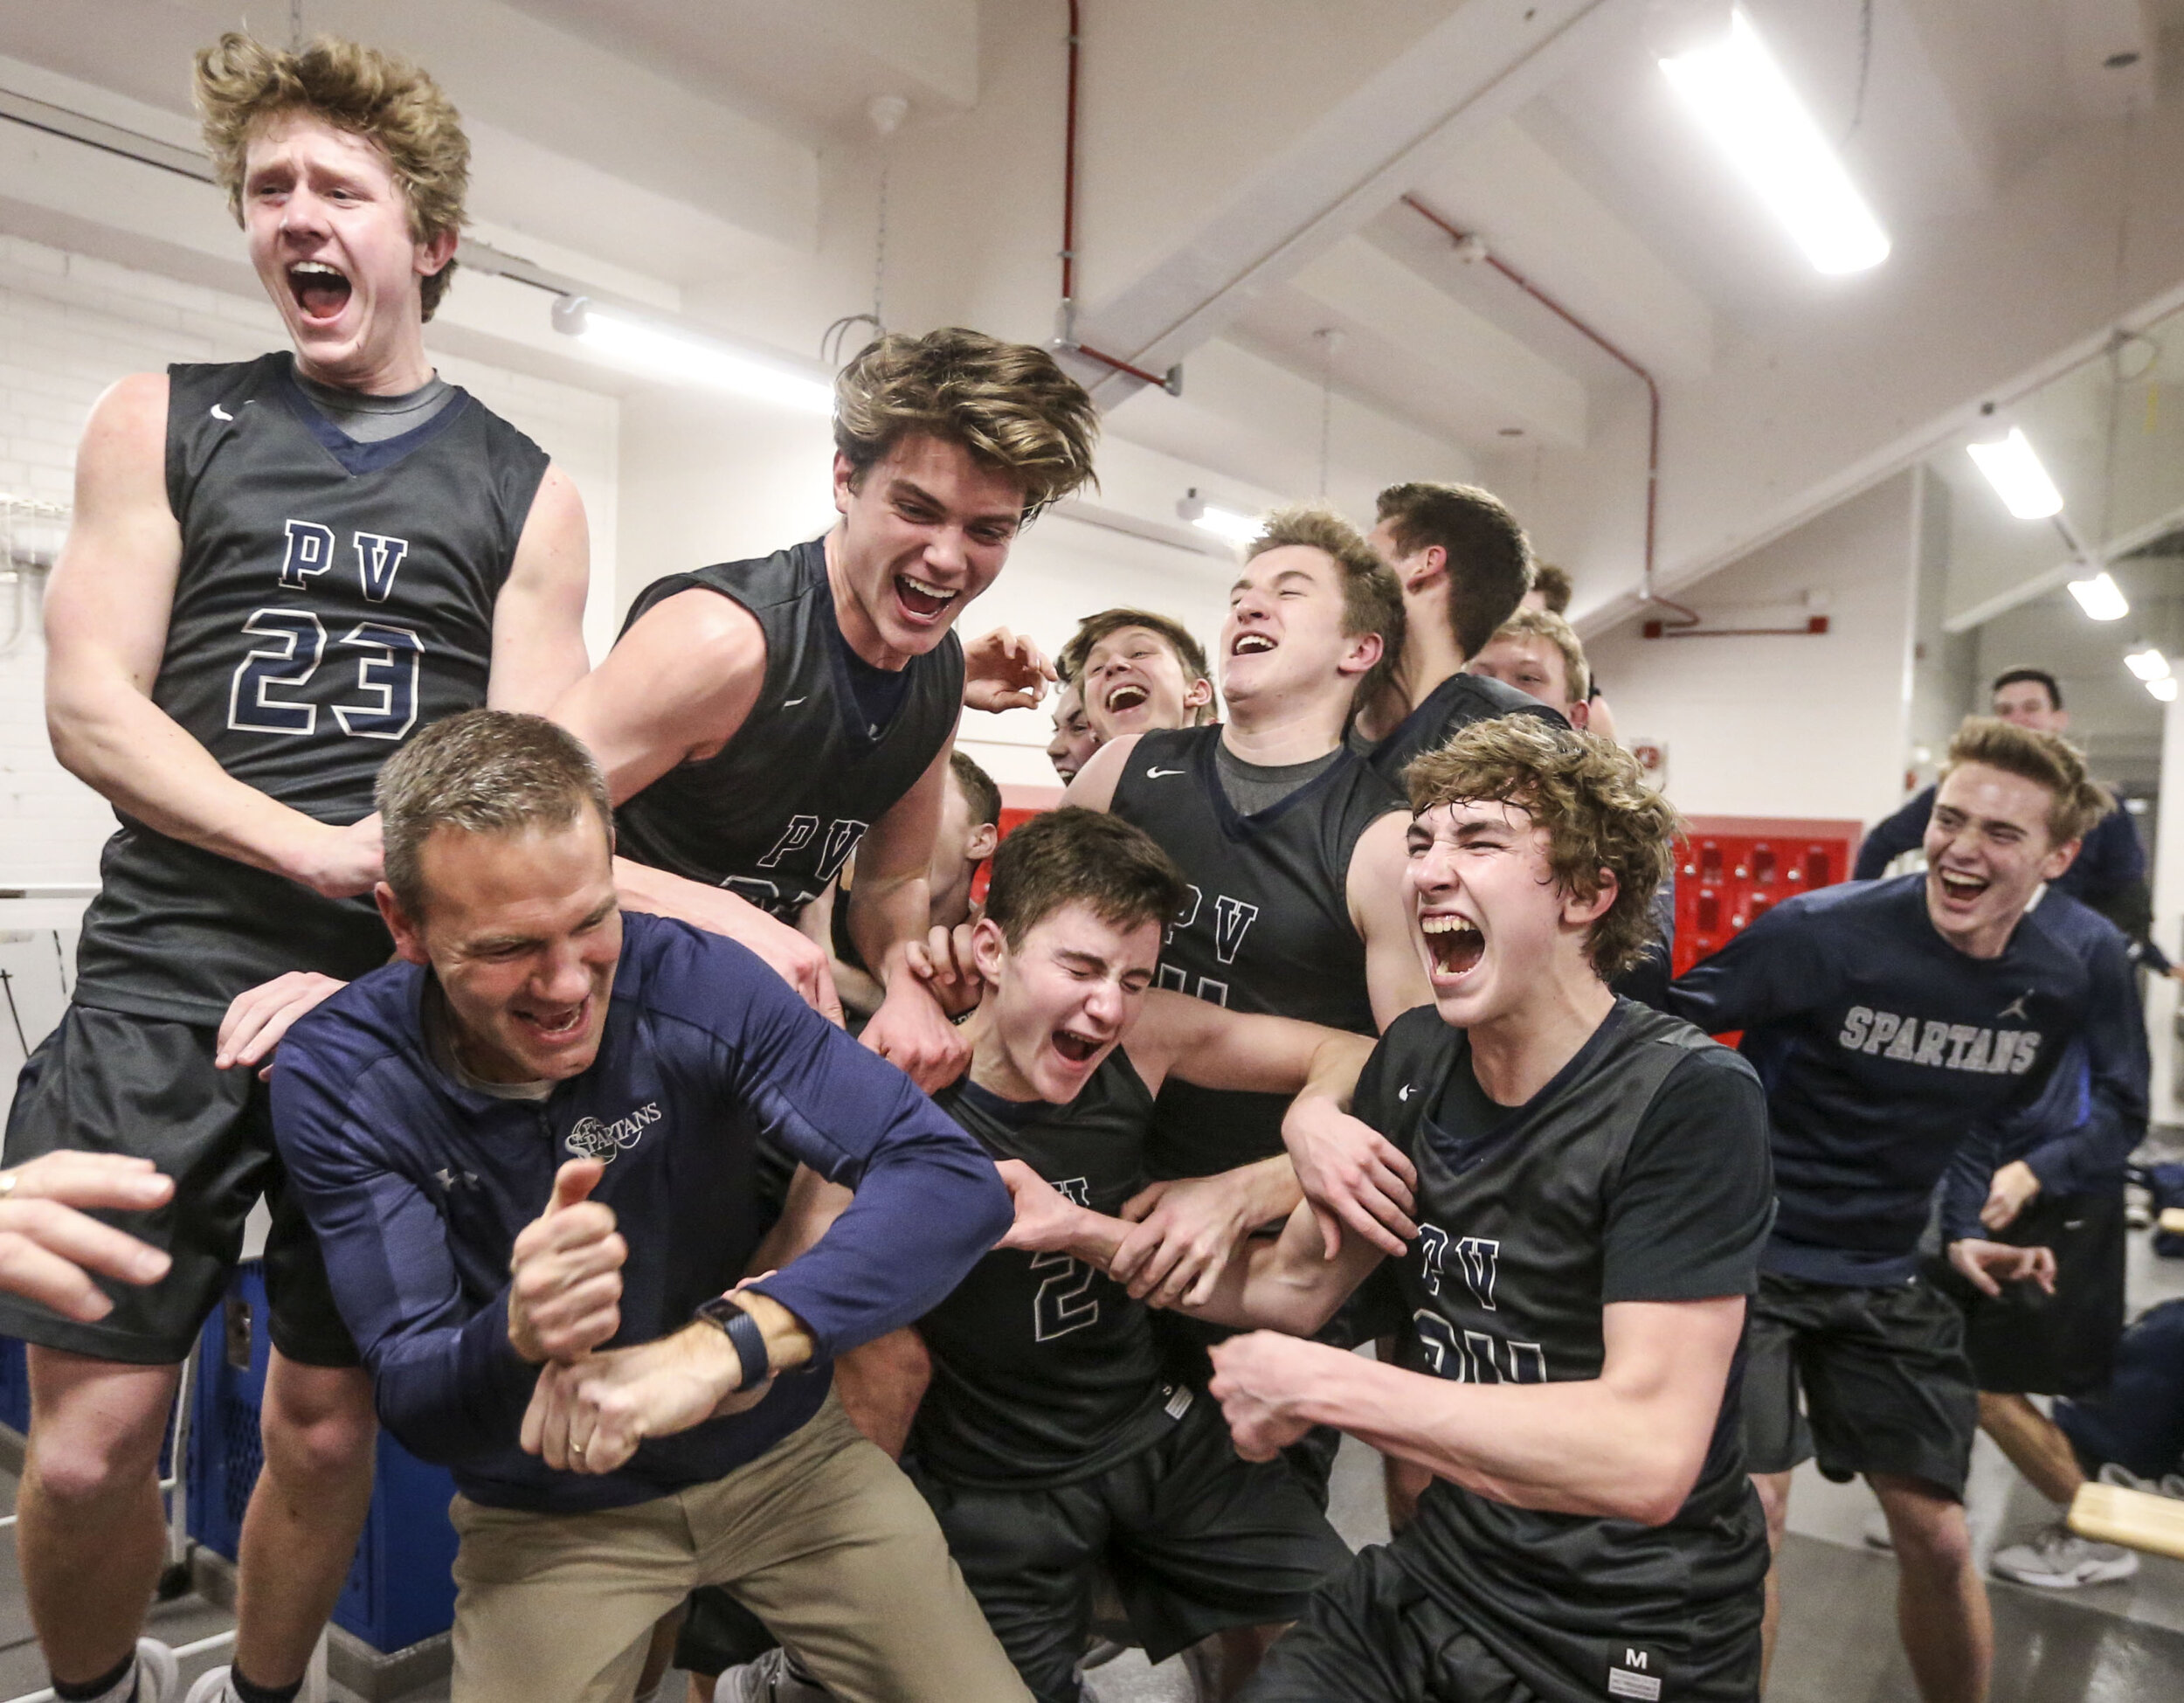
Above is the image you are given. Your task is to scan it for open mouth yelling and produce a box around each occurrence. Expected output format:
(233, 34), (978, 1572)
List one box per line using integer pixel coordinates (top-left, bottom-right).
(1231, 632), (1276, 658)
(1106, 682), (1149, 713)
(287, 260), (352, 324)
(1051, 1027), (1106, 1067)
(1420, 912), (1484, 980)
(1933, 868), (1990, 906)
(895, 573), (960, 622)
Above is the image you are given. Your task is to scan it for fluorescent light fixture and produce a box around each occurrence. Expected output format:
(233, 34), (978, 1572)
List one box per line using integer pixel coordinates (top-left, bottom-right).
(2126, 647), (2170, 681)
(551, 297), (833, 415)
(1176, 490), (1265, 545)
(2152, 677), (2180, 703)
(1659, 10), (1890, 274)
(2068, 571), (2130, 622)
(1966, 427), (2064, 520)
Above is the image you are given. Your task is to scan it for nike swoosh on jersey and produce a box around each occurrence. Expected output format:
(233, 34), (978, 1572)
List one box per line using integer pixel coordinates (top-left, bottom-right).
(1398, 1083), (1414, 1102)
(781, 696), (808, 708)
(1145, 766), (1185, 779)
(210, 404), (234, 420)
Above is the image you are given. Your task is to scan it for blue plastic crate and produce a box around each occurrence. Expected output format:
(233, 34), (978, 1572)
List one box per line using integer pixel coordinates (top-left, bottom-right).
(188, 1263), (460, 1651)
(0, 1335), (28, 1435)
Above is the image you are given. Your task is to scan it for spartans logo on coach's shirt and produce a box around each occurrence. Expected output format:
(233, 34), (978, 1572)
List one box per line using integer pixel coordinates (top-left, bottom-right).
(564, 1102), (663, 1162)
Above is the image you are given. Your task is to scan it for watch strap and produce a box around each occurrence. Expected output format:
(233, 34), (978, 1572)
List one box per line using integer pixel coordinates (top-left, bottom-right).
(696, 1295), (771, 1392)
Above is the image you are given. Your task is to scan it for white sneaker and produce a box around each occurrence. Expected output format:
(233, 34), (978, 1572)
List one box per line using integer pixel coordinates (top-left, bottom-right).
(179, 1667), (233, 1703)
(715, 1648), (833, 1703)
(1863, 1507), (1894, 1551)
(127, 1642), (180, 1703)
(1990, 1524), (2139, 1589)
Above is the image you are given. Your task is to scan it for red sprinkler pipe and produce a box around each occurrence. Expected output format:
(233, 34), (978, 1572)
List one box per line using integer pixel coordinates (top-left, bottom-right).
(1400, 193), (1695, 627)
(1058, 1), (1180, 393)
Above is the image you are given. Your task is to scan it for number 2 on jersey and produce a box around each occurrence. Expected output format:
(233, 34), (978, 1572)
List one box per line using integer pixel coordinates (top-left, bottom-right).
(1031, 1177), (1101, 1341)
(229, 607), (424, 741)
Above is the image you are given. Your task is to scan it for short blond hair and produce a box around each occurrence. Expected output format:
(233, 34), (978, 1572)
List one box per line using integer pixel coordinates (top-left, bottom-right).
(196, 33), (469, 321)
(1485, 608), (1590, 703)
(834, 329), (1100, 521)
(1407, 717), (1679, 980)
(1248, 505), (1406, 705)
(1941, 717), (2111, 846)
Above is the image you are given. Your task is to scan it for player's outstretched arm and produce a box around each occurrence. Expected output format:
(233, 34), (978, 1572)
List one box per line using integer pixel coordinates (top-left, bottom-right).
(1348, 813), (1435, 1030)
(486, 465), (592, 714)
(849, 742), (972, 1091)
(999, 1163), (1372, 1328)
(1106, 999), (1377, 1305)
(1209, 1293), (1747, 1526)
(45, 375), (382, 898)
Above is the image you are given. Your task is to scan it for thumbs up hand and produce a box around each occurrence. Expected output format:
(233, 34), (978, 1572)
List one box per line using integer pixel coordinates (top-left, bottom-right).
(508, 1158), (627, 1364)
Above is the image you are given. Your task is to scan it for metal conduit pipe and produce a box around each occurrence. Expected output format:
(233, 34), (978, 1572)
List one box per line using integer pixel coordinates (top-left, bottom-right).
(1055, 1), (1183, 396)
(1399, 192), (1697, 628)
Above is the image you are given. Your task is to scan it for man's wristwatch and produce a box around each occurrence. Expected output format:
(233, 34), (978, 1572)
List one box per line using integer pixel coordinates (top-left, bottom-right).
(694, 1294), (771, 1392)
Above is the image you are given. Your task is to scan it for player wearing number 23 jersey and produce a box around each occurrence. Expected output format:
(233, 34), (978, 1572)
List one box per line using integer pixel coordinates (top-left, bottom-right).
(2, 349), (558, 1367)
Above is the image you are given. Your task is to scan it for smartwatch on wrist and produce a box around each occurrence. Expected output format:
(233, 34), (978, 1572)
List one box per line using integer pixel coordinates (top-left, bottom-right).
(694, 1294), (771, 1392)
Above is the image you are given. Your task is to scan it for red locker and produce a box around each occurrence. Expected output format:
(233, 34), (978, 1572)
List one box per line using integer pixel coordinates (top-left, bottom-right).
(1672, 815), (1863, 979)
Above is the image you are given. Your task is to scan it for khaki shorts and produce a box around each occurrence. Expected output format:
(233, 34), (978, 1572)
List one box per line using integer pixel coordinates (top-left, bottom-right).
(448, 1388), (1029, 1703)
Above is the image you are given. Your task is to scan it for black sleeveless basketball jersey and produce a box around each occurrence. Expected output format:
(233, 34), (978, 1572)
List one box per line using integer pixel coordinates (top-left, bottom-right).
(72, 353), (549, 1024)
(1109, 725), (1398, 1179)
(912, 1054), (1179, 1489)
(1366, 671), (1564, 787)
(1363, 1000), (1773, 1700)
(613, 542), (964, 920)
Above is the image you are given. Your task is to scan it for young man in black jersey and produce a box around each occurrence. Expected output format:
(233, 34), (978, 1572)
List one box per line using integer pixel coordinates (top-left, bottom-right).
(1063, 509), (1427, 1291)
(4, 36), (592, 1703)
(1351, 481), (1559, 780)
(1667, 718), (2134, 1703)
(803, 751), (1002, 1028)
(548, 329), (1096, 1093)
(812, 809), (1363, 1701)
(1047, 681), (1099, 785)
(1006, 717), (1777, 1703)
(1059, 609), (1219, 745)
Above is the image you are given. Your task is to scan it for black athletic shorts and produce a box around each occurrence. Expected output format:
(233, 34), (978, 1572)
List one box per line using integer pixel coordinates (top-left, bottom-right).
(0, 1004), (358, 1367)
(1241, 1541), (1763, 1703)
(912, 1393), (1350, 1702)
(1929, 1190), (2126, 1398)
(1741, 1270), (1976, 1499)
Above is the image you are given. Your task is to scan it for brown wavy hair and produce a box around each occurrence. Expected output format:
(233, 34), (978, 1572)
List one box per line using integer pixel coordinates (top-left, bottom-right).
(1941, 717), (2111, 846)
(834, 329), (1100, 520)
(195, 33), (469, 320)
(1248, 505), (1406, 709)
(1406, 716), (1679, 979)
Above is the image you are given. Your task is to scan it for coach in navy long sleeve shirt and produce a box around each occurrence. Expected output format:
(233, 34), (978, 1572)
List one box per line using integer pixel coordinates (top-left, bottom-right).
(273, 908), (1012, 1513)
(1669, 875), (2137, 1284)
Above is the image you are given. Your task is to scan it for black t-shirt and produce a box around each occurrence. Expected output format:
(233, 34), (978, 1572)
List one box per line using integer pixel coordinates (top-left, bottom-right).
(73, 352), (548, 1022)
(613, 541), (964, 921)
(912, 1055), (1181, 1488)
(1109, 725), (1400, 1178)
(1365, 672), (1565, 789)
(1365, 1000), (1774, 1700)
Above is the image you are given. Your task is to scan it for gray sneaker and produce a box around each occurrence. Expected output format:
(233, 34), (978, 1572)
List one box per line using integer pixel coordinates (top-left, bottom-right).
(1991, 1524), (2139, 1589)
(715, 1648), (833, 1703)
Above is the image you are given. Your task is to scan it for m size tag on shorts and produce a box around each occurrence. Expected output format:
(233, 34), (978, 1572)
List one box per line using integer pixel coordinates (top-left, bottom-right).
(1606, 1645), (1663, 1701)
